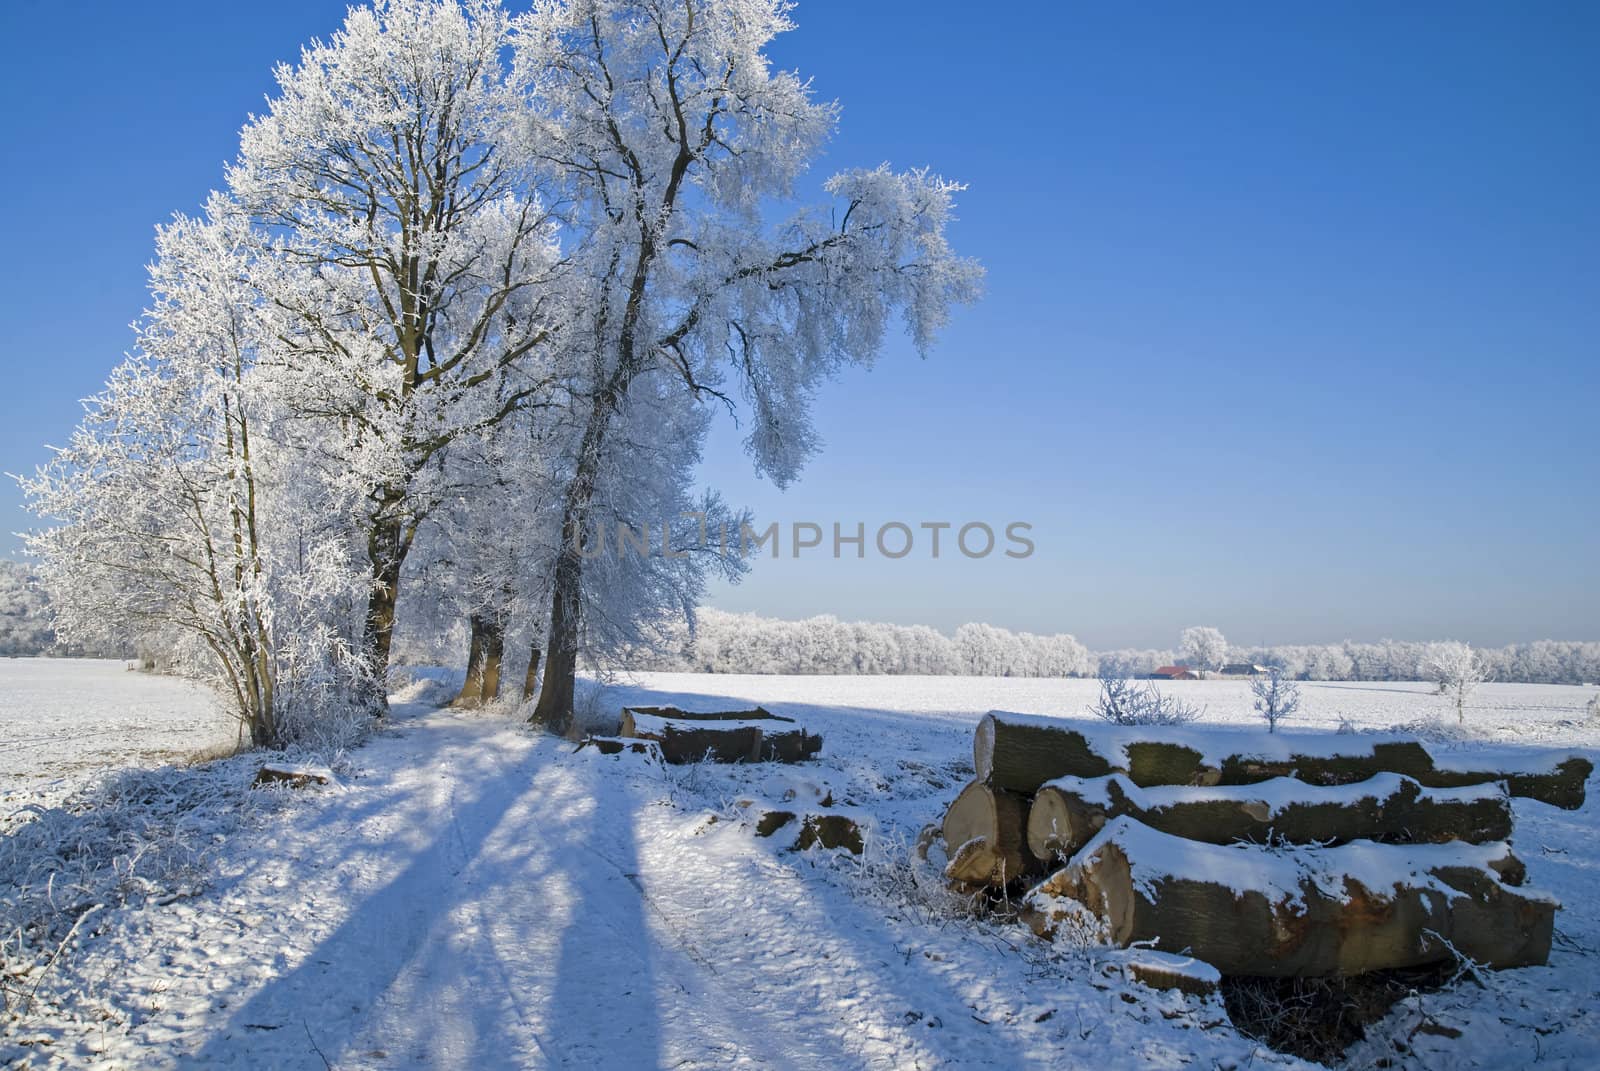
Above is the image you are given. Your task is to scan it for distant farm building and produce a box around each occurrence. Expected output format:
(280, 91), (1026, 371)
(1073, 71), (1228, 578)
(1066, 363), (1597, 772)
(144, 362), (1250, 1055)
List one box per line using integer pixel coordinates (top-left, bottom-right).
(1147, 666), (1198, 681)
(1219, 663), (1268, 677)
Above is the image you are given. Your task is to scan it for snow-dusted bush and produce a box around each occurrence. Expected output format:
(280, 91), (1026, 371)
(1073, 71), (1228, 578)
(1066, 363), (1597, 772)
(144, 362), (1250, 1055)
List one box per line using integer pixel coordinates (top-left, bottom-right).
(1090, 676), (1202, 726)
(1251, 668), (1301, 733)
(21, 209), (374, 747)
(823, 826), (978, 927)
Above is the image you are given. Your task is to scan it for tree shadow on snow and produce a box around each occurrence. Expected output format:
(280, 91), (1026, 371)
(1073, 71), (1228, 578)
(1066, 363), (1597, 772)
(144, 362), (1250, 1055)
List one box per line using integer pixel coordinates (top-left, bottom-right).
(182, 718), (666, 1070)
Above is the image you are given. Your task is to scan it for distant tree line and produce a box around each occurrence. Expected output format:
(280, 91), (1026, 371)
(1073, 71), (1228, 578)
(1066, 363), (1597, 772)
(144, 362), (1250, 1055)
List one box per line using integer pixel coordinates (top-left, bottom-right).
(0, 560), (123, 658)
(630, 611), (1095, 678)
(628, 609), (1600, 685)
(0, 560), (53, 656)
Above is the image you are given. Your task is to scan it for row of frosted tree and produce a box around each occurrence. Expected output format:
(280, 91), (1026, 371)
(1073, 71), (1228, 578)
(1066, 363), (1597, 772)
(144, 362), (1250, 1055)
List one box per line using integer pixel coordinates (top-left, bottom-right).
(0, 561), (54, 658)
(628, 611), (1096, 678)
(18, 0), (981, 746)
(629, 610), (1600, 685)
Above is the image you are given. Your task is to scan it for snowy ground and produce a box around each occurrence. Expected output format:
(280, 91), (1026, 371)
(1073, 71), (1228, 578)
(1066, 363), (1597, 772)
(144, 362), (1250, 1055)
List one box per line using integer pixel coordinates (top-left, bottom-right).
(0, 659), (233, 810)
(4, 666), (1599, 1069)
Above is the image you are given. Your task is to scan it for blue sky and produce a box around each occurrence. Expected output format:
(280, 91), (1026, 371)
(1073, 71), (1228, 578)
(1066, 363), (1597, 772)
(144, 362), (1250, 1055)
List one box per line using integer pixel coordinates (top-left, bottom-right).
(1, 1), (1595, 648)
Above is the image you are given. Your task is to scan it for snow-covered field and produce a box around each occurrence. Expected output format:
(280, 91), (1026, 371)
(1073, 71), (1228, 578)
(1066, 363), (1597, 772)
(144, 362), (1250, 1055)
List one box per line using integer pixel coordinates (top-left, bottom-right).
(0, 659), (234, 809)
(4, 664), (1599, 1069)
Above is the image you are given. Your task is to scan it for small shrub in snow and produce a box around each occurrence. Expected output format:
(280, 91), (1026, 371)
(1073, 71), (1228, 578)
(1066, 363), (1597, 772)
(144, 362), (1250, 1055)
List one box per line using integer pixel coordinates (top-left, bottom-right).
(1588, 692), (1600, 720)
(1426, 641), (1489, 724)
(1090, 676), (1203, 726)
(1223, 963), (1457, 1065)
(828, 827), (977, 927)
(1250, 668), (1301, 733)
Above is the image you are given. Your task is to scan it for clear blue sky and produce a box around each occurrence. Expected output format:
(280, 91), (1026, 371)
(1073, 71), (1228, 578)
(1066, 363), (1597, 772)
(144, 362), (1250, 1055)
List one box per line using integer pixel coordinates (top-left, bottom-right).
(1, 1), (1595, 649)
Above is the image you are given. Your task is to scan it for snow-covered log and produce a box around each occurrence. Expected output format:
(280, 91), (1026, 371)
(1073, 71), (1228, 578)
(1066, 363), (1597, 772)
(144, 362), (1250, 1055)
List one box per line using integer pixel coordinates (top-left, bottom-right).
(942, 781), (1039, 886)
(1117, 949), (1222, 998)
(1026, 773), (1513, 863)
(794, 814), (863, 855)
(1225, 750), (1592, 812)
(974, 711), (1591, 808)
(1023, 817), (1555, 977)
(578, 736), (663, 759)
(253, 763), (336, 789)
(618, 707), (822, 764)
(973, 712), (1206, 793)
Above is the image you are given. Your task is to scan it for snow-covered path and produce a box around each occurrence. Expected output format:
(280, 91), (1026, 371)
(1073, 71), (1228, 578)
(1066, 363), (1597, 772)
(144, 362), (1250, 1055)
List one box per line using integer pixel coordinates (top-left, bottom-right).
(165, 709), (808, 1068)
(100, 703), (1199, 1071)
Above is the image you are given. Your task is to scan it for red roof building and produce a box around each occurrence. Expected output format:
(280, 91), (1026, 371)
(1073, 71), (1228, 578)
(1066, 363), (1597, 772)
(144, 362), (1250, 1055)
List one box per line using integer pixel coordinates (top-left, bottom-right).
(1148, 666), (1198, 681)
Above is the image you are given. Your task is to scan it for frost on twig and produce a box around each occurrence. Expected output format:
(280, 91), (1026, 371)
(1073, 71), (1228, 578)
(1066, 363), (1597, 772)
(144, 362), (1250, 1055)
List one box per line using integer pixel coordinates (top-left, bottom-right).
(1090, 676), (1202, 726)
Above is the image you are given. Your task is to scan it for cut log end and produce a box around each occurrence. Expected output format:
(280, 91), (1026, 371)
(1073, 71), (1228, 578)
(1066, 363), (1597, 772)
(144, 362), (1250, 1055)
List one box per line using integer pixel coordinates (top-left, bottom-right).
(941, 781), (1038, 887)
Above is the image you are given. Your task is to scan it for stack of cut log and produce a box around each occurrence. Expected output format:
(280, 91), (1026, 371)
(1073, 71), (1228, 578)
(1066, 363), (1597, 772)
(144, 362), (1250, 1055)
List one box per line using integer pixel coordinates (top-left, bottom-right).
(614, 705), (823, 764)
(942, 711), (1592, 980)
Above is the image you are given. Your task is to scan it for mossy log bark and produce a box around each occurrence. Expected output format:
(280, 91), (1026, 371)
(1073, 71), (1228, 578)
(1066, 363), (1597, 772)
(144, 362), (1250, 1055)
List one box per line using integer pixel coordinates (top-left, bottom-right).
(1026, 773), (1514, 863)
(1023, 820), (1554, 977)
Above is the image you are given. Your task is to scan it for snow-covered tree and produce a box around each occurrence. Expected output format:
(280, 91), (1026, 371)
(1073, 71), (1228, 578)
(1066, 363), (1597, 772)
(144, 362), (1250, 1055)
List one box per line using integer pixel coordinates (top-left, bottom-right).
(22, 210), (369, 745)
(1426, 640), (1488, 723)
(1250, 667), (1301, 733)
(1179, 625), (1228, 678)
(227, 0), (567, 691)
(515, 0), (982, 731)
(576, 378), (751, 679)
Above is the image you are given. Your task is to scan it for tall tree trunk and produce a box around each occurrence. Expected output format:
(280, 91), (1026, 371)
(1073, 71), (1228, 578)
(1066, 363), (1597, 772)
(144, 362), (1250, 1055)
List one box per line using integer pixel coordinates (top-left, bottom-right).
(530, 545), (581, 734)
(453, 616), (490, 708)
(364, 510), (405, 707)
(480, 620), (504, 702)
(529, 172), (667, 733)
(521, 643), (543, 701)
(530, 386), (620, 734)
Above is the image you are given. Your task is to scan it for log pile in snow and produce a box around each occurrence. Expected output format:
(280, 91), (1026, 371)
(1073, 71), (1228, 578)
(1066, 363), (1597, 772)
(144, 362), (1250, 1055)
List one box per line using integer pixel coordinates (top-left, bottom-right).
(618, 706), (823, 764)
(941, 711), (1583, 980)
